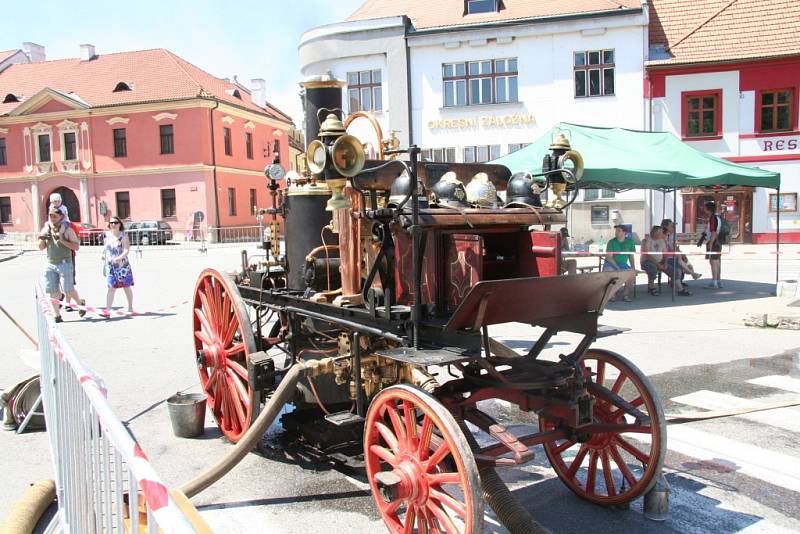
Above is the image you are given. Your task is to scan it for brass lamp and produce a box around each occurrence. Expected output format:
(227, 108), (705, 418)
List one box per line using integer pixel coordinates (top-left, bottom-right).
(305, 113), (365, 211)
(544, 133), (583, 208)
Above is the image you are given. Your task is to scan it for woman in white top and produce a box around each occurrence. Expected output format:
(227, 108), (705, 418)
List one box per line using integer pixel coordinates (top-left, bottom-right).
(641, 225), (690, 296)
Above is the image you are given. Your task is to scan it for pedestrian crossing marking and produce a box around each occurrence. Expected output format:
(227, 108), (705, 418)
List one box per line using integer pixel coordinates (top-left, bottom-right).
(665, 425), (800, 493)
(748, 375), (800, 394)
(671, 389), (800, 433)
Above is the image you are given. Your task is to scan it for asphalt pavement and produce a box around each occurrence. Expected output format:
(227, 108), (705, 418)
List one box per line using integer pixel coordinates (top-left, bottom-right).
(0, 243), (799, 533)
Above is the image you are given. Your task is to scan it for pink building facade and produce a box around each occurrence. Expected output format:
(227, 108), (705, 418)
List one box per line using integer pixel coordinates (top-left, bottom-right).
(0, 46), (293, 236)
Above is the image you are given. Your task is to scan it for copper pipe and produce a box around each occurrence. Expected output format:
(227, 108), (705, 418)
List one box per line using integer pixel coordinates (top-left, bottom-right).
(343, 111), (384, 159)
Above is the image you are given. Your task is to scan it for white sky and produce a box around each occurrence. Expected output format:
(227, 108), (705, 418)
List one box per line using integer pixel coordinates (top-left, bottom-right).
(3, 0), (366, 124)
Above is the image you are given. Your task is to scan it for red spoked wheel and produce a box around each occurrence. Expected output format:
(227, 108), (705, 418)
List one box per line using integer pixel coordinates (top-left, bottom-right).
(192, 269), (259, 443)
(540, 349), (665, 506)
(364, 385), (484, 534)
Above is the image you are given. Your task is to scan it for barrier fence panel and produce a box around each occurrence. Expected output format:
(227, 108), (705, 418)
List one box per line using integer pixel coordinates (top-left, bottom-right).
(36, 285), (202, 533)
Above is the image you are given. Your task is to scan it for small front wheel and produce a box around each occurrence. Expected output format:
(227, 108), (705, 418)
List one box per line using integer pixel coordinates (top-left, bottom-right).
(364, 385), (484, 533)
(540, 349), (666, 505)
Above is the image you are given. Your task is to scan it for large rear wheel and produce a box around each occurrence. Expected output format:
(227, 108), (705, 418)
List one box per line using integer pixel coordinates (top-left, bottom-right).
(364, 385), (484, 533)
(540, 349), (666, 505)
(192, 269), (259, 443)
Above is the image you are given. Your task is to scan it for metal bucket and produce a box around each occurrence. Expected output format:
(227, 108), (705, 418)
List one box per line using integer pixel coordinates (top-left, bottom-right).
(166, 393), (206, 438)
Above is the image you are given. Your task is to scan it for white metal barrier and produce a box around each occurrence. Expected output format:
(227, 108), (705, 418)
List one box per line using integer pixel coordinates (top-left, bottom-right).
(36, 285), (203, 533)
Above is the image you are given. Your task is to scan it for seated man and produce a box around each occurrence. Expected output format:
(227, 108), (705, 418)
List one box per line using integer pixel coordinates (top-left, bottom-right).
(660, 218), (702, 282)
(641, 225), (691, 296)
(602, 224), (635, 302)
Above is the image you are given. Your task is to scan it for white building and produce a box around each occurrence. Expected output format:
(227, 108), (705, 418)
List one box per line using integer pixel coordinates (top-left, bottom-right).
(299, 0), (797, 245)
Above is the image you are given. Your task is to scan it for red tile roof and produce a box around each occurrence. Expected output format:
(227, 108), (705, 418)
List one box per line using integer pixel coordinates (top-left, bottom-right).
(348, 0), (641, 30)
(648, 0), (800, 66)
(0, 48), (292, 122)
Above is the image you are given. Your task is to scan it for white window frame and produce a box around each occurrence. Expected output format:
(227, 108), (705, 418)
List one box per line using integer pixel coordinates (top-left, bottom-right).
(347, 69), (382, 113)
(463, 144), (501, 163)
(574, 49), (615, 98)
(421, 147), (457, 163)
(32, 123), (53, 164)
(443, 58), (518, 108)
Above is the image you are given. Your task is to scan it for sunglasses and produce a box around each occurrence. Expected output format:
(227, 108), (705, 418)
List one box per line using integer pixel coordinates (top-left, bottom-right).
(110, 221), (121, 225)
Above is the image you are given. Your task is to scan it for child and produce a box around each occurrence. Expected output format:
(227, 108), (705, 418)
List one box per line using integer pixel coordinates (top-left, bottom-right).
(49, 193), (70, 231)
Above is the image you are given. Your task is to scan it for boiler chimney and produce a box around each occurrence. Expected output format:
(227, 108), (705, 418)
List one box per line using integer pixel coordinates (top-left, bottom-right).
(22, 42), (46, 62)
(79, 44), (96, 61)
(250, 78), (266, 108)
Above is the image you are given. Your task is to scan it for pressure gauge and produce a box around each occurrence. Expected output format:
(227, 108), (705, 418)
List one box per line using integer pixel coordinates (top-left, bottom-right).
(266, 163), (286, 181)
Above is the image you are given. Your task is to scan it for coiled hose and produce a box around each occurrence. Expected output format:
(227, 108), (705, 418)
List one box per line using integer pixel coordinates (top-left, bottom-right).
(458, 421), (550, 534)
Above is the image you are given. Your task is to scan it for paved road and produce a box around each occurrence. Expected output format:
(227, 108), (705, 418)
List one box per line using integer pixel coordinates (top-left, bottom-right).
(1, 245), (798, 533)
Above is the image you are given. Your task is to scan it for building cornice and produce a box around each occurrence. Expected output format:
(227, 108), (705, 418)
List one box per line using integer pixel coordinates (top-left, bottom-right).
(0, 97), (292, 127)
(215, 102), (293, 130)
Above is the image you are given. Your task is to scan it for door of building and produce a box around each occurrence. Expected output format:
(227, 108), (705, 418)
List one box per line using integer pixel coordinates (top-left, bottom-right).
(681, 188), (752, 244)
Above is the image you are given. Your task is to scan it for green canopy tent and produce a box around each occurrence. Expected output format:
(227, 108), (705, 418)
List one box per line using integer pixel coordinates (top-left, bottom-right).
(491, 122), (783, 289)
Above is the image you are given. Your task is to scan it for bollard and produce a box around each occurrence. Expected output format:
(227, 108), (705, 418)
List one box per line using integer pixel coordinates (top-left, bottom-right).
(643, 474), (670, 521)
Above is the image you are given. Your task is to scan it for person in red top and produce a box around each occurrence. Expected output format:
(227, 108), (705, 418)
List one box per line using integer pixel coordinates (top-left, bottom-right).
(704, 200), (722, 289)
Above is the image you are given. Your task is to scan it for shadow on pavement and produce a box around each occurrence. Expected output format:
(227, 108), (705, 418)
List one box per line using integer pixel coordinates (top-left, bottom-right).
(605, 279), (777, 311)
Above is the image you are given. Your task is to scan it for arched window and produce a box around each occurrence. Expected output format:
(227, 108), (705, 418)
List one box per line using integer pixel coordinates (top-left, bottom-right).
(113, 82), (132, 92)
(3, 93), (20, 103)
(226, 88), (242, 99)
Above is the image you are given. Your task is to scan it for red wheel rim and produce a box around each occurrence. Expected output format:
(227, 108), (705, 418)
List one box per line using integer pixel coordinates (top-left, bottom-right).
(540, 349), (665, 505)
(192, 269), (258, 443)
(364, 385), (483, 534)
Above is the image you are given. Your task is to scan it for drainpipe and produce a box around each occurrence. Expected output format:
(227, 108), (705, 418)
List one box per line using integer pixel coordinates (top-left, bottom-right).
(209, 101), (221, 242)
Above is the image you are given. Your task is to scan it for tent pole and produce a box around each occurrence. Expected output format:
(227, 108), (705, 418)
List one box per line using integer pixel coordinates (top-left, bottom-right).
(775, 186), (781, 292)
(672, 188), (677, 302)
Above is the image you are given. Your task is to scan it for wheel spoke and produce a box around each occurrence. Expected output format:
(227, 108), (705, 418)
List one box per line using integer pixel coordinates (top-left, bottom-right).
(610, 372), (627, 394)
(194, 308), (216, 341)
(403, 400), (416, 446)
(227, 368), (250, 408)
(552, 439), (576, 455)
(427, 472), (461, 486)
(586, 451), (599, 494)
(369, 444), (398, 466)
(566, 444), (590, 479)
(403, 505), (416, 534)
(609, 443), (638, 487)
(426, 441), (452, 472)
(194, 330), (214, 347)
(376, 421), (400, 454)
(426, 501), (456, 534)
(200, 280), (218, 334)
(601, 450), (617, 497)
(225, 376), (245, 432)
(417, 415), (434, 460)
(228, 360), (249, 380)
(386, 402), (406, 444)
(595, 360), (606, 386)
(615, 436), (650, 465)
(227, 342), (245, 357)
(429, 487), (466, 517)
(221, 309), (239, 348)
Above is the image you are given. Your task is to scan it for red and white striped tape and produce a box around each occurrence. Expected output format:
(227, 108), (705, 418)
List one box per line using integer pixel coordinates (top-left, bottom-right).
(36, 290), (196, 532)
